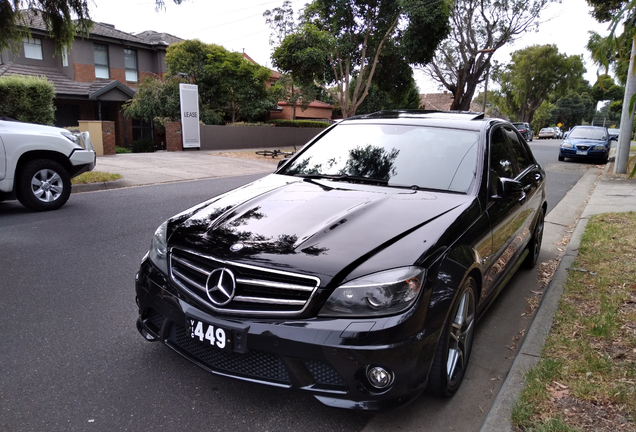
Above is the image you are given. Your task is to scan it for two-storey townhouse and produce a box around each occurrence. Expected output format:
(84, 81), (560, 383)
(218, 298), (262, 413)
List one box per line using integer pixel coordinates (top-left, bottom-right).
(0, 12), (182, 149)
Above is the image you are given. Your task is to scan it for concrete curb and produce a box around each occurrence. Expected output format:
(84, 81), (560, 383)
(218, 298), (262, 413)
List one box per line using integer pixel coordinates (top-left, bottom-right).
(478, 216), (589, 431)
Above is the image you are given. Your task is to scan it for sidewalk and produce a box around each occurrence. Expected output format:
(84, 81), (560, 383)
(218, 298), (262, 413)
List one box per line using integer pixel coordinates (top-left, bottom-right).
(73, 150), (276, 192)
(479, 160), (636, 432)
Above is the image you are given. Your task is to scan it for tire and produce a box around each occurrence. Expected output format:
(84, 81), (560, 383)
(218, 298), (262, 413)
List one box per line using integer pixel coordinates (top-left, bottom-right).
(427, 276), (477, 397)
(16, 159), (71, 211)
(558, 155), (565, 161)
(524, 209), (544, 268)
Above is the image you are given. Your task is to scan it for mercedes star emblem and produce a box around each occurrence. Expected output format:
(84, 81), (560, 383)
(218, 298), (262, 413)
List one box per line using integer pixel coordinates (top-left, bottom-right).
(205, 268), (236, 306)
(230, 242), (244, 252)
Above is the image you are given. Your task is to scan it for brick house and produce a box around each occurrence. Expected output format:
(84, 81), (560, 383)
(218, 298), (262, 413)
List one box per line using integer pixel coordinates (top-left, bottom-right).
(0, 12), (182, 149)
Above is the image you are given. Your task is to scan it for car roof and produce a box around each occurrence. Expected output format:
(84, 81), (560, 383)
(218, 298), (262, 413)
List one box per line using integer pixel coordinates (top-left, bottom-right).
(342, 110), (498, 132)
(572, 125), (606, 130)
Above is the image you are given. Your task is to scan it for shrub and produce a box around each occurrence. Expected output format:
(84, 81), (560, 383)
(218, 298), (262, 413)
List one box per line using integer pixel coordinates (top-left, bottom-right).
(131, 138), (155, 153)
(267, 119), (331, 128)
(116, 146), (132, 154)
(0, 75), (56, 125)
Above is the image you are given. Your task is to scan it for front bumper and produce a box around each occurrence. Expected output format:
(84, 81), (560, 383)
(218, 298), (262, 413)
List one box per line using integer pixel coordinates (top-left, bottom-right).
(135, 259), (439, 409)
(559, 147), (609, 161)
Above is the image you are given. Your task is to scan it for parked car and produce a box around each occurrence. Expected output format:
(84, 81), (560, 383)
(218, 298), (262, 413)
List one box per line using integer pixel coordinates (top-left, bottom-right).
(512, 122), (533, 141)
(0, 120), (96, 211)
(135, 110), (547, 410)
(608, 128), (620, 140)
(554, 127), (563, 139)
(559, 125), (614, 163)
(538, 127), (557, 139)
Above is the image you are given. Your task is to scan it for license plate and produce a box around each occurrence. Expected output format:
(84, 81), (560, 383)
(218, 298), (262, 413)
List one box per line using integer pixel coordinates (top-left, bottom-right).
(576, 150), (588, 155)
(187, 317), (232, 352)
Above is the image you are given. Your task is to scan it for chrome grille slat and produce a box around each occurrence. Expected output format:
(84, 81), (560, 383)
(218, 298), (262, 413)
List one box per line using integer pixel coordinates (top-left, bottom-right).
(236, 278), (315, 292)
(172, 268), (206, 292)
(172, 255), (208, 276)
(234, 296), (306, 306)
(169, 247), (320, 316)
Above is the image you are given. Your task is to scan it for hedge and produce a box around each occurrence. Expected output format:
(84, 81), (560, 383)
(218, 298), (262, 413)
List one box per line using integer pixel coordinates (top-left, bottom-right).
(0, 75), (56, 125)
(267, 119), (331, 128)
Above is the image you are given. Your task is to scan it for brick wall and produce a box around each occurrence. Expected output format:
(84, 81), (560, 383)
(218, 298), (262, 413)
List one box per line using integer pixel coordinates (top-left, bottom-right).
(110, 68), (126, 84)
(74, 63), (95, 82)
(165, 121), (183, 152)
(102, 121), (116, 155)
(139, 71), (161, 81)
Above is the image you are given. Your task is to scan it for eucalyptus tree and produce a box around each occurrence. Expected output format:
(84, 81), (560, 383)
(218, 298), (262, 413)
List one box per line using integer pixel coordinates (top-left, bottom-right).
(425, 0), (553, 111)
(495, 44), (585, 124)
(272, 0), (452, 118)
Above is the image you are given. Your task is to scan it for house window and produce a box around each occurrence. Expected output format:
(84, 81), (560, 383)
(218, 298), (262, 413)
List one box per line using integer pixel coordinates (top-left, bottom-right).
(124, 49), (138, 82)
(23, 37), (43, 60)
(94, 44), (109, 79)
(61, 46), (68, 67)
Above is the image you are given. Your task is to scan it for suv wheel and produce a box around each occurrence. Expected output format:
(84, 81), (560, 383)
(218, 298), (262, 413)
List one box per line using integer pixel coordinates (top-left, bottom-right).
(17, 159), (71, 211)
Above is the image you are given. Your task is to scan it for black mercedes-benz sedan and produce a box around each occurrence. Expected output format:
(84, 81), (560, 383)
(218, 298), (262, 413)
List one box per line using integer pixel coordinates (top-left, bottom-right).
(135, 110), (547, 409)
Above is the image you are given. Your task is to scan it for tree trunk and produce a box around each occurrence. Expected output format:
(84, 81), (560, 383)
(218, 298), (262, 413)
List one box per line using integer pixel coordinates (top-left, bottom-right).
(616, 39), (636, 174)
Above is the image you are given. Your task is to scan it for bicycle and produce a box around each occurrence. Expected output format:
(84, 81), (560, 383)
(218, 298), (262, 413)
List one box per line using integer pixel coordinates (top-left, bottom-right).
(255, 146), (296, 158)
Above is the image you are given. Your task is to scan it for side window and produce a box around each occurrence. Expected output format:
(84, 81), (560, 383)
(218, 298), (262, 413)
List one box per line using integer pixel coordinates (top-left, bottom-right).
(503, 126), (530, 176)
(489, 127), (514, 196)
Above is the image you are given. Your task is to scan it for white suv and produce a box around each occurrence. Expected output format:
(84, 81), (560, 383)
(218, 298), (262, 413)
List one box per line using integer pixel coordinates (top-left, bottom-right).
(0, 120), (96, 211)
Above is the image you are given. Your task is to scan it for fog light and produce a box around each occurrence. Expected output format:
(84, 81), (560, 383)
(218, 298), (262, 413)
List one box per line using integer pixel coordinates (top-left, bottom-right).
(367, 366), (393, 389)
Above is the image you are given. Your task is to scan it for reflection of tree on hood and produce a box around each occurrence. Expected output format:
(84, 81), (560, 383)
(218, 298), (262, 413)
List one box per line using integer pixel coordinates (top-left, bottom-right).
(339, 145), (399, 180)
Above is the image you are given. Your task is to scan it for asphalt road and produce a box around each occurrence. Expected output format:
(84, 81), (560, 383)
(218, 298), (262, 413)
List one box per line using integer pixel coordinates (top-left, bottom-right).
(0, 139), (596, 432)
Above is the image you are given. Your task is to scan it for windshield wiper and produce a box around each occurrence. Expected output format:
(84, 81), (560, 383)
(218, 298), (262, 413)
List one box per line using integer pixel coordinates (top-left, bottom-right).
(390, 184), (466, 194)
(293, 173), (388, 185)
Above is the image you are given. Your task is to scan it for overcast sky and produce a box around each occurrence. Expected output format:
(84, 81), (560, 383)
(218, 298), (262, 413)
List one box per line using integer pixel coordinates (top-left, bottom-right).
(89, 0), (611, 93)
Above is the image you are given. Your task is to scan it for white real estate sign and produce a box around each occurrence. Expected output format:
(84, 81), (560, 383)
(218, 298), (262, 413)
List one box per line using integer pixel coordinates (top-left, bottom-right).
(179, 83), (201, 149)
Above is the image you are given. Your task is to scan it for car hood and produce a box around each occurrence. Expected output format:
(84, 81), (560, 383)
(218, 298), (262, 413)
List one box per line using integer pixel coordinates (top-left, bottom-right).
(168, 174), (474, 280)
(0, 119), (70, 137)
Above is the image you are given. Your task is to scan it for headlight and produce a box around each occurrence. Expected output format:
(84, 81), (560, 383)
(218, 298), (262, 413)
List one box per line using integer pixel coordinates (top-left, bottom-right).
(61, 131), (78, 145)
(148, 221), (169, 274)
(561, 143), (574, 149)
(319, 267), (426, 317)
(593, 145), (607, 150)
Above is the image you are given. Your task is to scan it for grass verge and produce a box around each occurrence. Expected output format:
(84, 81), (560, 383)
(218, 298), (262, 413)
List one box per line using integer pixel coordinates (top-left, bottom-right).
(512, 212), (636, 431)
(71, 171), (122, 184)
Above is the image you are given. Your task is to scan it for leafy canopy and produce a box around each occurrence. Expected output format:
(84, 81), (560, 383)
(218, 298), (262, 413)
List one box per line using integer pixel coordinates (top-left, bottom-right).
(272, 0), (452, 118)
(495, 44), (586, 123)
(165, 40), (277, 123)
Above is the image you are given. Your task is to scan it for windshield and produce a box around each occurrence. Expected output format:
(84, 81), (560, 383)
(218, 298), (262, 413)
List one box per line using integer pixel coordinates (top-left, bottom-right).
(568, 127), (607, 140)
(279, 123), (480, 193)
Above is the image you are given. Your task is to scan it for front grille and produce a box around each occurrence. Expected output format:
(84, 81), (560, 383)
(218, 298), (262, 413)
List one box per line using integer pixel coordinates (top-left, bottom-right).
(168, 322), (291, 384)
(170, 247), (320, 316)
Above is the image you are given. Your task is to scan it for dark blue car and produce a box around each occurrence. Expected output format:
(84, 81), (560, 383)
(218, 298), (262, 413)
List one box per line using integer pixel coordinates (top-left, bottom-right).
(558, 125), (614, 163)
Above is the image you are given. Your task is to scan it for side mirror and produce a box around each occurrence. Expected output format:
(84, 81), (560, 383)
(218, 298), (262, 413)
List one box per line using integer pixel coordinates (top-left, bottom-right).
(494, 178), (525, 201)
(610, 135), (618, 141)
(277, 158), (290, 170)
